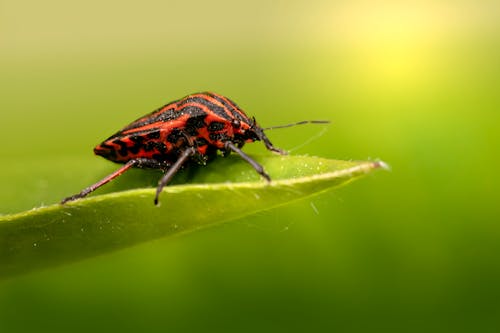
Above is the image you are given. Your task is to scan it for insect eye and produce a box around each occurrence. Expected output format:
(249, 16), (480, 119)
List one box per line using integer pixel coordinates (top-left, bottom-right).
(231, 119), (241, 128)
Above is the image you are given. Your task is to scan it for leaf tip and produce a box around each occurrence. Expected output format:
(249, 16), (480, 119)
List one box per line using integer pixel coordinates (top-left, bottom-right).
(372, 160), (391, 171)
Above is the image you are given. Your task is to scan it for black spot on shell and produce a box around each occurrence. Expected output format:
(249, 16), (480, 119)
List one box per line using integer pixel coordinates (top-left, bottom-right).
(129, 145), (140, 154)
(209, 133), (229, 142)
(113, 139), (129, 157)
(185, 115), (207, 137)
(146, 141), (168, 154)
(155, 142), (167, 153)
(208, 121), (225, 132)
(129, 136), (144, 144)
(144, 141), (156, 152)
(167, 128), (184, 144)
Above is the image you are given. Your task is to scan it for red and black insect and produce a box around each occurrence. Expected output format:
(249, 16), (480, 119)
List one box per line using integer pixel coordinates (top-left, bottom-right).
(61, 92), (327, 205)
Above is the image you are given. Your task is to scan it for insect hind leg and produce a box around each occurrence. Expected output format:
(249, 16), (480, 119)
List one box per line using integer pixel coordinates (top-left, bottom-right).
(61, 158), (162, 204)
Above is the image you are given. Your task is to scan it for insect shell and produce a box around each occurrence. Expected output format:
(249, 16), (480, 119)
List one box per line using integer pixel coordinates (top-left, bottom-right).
(62, 92), (286, 205)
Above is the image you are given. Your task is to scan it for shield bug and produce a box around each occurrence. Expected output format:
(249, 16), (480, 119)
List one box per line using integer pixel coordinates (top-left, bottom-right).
(61, 92), (328, 205)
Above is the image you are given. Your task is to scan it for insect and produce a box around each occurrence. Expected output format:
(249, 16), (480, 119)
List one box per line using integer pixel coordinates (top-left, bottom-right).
(61, 92), (328, 205)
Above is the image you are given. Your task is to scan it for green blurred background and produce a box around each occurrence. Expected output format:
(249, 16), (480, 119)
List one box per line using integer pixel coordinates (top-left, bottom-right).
(1, 0), (499, 332)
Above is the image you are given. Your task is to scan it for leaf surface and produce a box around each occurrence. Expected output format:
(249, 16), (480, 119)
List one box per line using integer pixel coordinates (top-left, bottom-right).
(0, 155), (386, 278)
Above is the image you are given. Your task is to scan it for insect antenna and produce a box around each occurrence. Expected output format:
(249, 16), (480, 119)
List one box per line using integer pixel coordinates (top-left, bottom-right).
(263, 120), (330, 131)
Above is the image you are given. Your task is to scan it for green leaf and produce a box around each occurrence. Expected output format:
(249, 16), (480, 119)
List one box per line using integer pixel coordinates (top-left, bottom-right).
(0, 155), (386, 278)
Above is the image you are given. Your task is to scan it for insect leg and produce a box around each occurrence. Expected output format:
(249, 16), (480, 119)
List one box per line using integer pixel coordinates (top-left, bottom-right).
(253, 128), (287, 155)
(61, 159), (147, 204)
(154, 147), (196, 205)
(224, 141), (271, 182)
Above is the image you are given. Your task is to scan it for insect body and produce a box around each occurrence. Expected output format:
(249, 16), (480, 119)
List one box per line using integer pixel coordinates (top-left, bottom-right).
(61, 92), (326, 205)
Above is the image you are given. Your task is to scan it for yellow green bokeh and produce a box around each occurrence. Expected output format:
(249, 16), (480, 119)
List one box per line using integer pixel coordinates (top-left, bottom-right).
(1, 0), (499, 332)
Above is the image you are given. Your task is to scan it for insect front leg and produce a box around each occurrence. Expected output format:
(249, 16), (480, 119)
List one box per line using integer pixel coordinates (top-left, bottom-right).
(223, 141), (271, 182)
(61, 158), (161, 204)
